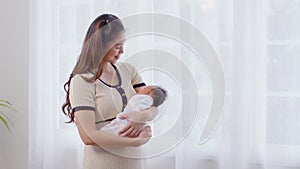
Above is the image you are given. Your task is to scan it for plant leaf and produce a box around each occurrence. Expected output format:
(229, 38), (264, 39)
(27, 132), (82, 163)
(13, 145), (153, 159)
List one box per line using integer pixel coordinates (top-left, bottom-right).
(0, 103), (17, 112)
(0, 115), (11, 132)
(0, 110), (14, 127)
(0, 99), (15, 132)
(0, 99), (10, 104)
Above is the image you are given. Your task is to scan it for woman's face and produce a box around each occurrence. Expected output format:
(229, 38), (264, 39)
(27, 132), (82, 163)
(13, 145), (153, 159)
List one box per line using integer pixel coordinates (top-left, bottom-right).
(102, 33), (125, 64)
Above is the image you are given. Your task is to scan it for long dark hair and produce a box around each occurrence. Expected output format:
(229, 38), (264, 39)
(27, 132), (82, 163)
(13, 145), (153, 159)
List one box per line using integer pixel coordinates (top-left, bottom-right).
(62, 14), (125, 123)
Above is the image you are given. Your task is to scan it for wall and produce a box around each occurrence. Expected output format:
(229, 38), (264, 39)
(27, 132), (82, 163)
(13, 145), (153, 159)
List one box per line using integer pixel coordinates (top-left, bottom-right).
(0, 0), (29, 169)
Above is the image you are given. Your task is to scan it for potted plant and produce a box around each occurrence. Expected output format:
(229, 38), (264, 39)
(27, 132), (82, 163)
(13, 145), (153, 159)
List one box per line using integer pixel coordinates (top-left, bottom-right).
(0, 99), (16, 132)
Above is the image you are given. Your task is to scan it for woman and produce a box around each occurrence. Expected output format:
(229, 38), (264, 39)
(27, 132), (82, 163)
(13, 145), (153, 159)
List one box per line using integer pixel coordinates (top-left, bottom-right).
(62, 14), (155, 169)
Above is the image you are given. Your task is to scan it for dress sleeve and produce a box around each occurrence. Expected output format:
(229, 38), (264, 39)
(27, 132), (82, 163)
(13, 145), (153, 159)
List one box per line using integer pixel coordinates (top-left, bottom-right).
(126, 63), (146, 88)
(69, 74), (95, 113)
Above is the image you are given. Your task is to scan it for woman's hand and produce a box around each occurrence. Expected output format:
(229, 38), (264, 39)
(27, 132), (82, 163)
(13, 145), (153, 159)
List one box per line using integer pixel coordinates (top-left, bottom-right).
(133, 126), (152, 147)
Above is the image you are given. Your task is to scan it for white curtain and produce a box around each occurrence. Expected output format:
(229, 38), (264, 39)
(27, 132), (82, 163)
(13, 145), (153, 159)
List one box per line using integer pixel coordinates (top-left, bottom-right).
(29, 0), (300, 169)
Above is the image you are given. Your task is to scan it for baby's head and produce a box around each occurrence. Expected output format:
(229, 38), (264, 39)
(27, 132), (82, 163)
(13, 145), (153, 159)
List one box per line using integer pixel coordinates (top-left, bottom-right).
(138, 86), (167, 107)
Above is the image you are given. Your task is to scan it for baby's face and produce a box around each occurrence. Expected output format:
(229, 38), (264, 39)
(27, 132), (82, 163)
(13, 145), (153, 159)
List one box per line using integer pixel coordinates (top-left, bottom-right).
(138, 86), (156, 95)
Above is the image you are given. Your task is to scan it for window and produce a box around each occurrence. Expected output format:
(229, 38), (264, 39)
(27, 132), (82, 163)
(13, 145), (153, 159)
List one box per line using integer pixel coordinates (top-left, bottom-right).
(30, 0), (300, 168)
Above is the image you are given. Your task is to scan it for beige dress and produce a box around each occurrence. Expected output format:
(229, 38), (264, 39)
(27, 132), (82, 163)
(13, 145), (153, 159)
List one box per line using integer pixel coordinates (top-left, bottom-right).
(69, 62), (146, 169)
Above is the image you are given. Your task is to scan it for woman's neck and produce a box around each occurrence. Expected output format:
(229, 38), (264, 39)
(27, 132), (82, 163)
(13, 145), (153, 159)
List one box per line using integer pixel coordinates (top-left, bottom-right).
(101, 62), (114, 73)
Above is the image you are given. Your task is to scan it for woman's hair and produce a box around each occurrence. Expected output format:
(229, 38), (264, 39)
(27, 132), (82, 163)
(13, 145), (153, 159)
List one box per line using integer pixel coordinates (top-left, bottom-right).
(62, 14), (125, 123)
(150, 87), (168, 107)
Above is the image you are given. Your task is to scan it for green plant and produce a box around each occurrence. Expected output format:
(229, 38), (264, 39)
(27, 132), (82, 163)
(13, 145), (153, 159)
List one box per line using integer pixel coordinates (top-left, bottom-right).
(0, 99), (16, 132)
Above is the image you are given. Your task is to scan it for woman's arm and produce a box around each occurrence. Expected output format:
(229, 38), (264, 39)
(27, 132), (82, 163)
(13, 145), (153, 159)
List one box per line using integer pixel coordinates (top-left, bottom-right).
(75, 118), (96, 145)
(74, 110), (151, 148)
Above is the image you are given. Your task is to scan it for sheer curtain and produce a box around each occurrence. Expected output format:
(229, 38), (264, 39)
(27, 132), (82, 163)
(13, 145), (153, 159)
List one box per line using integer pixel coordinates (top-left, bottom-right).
(29, 0), (300, 169)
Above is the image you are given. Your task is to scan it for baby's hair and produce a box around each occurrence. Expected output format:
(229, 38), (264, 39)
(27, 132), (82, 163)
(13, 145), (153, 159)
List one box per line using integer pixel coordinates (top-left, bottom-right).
(150, 86), (168, 107)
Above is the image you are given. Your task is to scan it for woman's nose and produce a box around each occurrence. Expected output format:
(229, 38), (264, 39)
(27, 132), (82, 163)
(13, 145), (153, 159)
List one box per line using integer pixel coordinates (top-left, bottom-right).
(119, 46), (124, 54)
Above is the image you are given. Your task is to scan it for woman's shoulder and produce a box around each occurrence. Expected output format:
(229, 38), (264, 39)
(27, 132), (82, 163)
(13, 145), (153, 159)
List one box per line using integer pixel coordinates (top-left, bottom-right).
(116, 62), (136, 72)
(116, 62), (134, 68)
(71, 72), (95, 85)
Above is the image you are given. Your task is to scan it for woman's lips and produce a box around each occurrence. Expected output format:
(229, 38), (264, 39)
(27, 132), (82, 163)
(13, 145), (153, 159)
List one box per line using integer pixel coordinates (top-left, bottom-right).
(115, 55), (120, 59)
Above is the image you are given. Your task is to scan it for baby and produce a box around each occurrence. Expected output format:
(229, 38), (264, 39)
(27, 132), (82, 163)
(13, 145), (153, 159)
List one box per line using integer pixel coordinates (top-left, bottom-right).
(101, 85), (167, 136)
